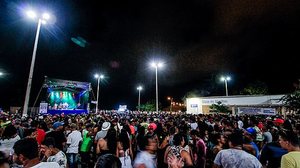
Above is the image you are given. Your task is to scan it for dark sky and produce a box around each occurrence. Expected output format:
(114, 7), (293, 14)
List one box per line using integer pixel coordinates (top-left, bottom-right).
(1, 0), (300, 110)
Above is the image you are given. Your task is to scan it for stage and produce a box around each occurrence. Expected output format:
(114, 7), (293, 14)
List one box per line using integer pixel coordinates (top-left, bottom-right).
(42, 77), (91, 115)
(47, 109), (88, 115)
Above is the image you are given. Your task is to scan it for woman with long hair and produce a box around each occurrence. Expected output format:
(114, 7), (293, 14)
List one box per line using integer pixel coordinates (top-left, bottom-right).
(96, 127), (118, 156)
(117, 128), (133, 168)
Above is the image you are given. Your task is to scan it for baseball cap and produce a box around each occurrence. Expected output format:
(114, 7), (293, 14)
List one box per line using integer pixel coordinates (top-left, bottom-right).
(52, 121), (64, 130)
(149, 123), (157, 131)
(245, 127), (256, 135)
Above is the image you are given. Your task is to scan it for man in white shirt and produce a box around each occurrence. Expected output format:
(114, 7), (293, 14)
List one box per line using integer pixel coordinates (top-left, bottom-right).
(40, 137), (67, 168)
(66, 123), (82, 168)
(213, 131), (262, 168)
(13, 138), (60, 168)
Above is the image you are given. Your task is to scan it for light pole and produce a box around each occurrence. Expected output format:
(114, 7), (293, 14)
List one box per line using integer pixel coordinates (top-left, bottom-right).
(220, 76), (231, 96)
(94, 74), (104, 113)
(151, 61), (163, 113)
(167, 97), (173, 112)
(23, 10), (51, 116)
(137, 86), (143, 111)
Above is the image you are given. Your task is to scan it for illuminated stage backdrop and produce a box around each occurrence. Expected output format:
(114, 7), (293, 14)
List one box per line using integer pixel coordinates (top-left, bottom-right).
(43, 77), (91, 115)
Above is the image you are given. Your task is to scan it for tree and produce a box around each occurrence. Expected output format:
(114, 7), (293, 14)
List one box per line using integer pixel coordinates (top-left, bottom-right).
(241, 81), (268, 95)
(209, 101), (231, 114)
(281, 90), (300, 114)
(139, 100), (156, 111)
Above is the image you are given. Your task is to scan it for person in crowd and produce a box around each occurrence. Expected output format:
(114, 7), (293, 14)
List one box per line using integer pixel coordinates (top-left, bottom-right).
(80, 123), (94, 168)
(95, 121), (111, 143)
(243, 127), (260, 158)
(134, 135), (157, 168)
(260, 131), (287, 168)
(0, 124), (20, 158)
(0, 151), (9, 168)
(146, 124), (156, 137)
(213, 131), (262, 168)
(279, 130), (300, 168)
(168, 126), (178, 146)
(164, 133), (193, 168)
(40, 137), (67, 168)
(45, 121), (66, 151)
(117, 128), (133, 168)
(189, 117), (198, 130)
(262, 126), (273, 146)
(157, 131), (170, 168)
(135, 125), (146, 152)
(94, 153), (121, 168)
(30, 120), (46, 145)
(96, 127), (117, 156)
(252, 119), (264, 150)
(13, 138), (60, 168)
(13, 119), (24, 139)
(191, 130), (206, 168)
(66, 123), (82, 168)
(211, 132), (226, 160)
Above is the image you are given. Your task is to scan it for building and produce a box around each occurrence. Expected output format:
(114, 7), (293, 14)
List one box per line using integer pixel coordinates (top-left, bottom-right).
(186, 94), (285, 115)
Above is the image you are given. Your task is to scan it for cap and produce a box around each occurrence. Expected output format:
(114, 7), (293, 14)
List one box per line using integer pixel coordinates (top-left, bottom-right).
(148, 123), (157, 131)
(245, 127), (256, 135)
(102, 122), (111, 131)
(95, 122), (111, 140)
(53, 121), (64, 130)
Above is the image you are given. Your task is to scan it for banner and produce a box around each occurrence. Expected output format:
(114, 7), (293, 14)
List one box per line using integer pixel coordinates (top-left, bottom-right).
(238, 107), (276, 115)
(44, 77), (91, 90)
(39, 103), (48, 114)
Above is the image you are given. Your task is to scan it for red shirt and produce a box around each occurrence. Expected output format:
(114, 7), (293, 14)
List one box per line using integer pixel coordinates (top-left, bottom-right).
(36, 128), (46, 145)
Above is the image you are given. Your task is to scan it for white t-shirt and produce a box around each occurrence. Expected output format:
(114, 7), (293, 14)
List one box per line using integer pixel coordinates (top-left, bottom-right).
(0, 135), (20, 157)
(134, 151), (156, 168)
(190, 122), (198, 130)
(214, 149), (262, 168)
(31, 162), (60, 168)
(66, 130), (82, 153)
(47, 151), (67, 168)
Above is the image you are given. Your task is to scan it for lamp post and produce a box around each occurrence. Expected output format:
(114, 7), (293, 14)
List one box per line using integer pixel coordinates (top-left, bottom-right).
(151, 61), (163, 113)
(137, 86), (143, 111)
(94, 74), (104, 113)
(23, 10), (51, 117)
(167, 97), (173, 112)
(220, 76), (231, 96)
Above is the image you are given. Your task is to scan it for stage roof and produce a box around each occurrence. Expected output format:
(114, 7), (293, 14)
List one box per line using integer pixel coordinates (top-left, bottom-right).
(43, 77), (91, 91)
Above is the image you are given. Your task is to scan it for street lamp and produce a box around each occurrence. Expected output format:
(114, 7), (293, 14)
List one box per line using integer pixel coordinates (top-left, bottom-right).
(167, 97), (173, 112)
(150, 61), (163, 113)
(94, 74), (104, 113)
(0, 72), (3, 76)
(220, 76), (231, 96)
(137, 86), (143, 111)
(23, 10), (52, 116)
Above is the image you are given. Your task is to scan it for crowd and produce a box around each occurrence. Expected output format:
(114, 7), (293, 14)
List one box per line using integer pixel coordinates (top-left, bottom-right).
(0, 111), (300, 168)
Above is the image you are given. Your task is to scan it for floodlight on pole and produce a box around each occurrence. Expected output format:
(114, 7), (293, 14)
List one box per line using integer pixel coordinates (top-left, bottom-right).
(220, 76), (231, 96)
(150, 61), (163, 113)
(23, 9), (52, 117)
(94, 74), (104, 113)
(137, 86), (143, 111)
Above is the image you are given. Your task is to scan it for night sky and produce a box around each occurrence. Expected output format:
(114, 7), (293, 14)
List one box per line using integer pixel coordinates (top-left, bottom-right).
(1, 0), (300, 110)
